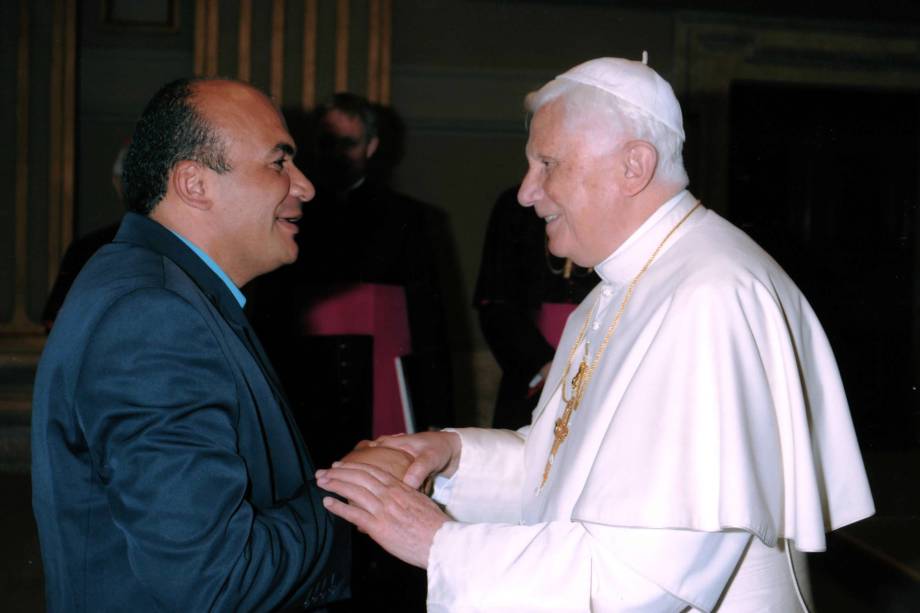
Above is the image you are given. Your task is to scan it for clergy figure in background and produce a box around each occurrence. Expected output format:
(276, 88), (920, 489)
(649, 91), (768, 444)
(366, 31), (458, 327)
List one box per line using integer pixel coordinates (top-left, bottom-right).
(316, 57), (875, 611)
(474, 185), (598, 429)
(250, 92), (454, 462)
(302, 93), (454, 437)
(250, 92), (452, 612)
(41, 143), (127, 332)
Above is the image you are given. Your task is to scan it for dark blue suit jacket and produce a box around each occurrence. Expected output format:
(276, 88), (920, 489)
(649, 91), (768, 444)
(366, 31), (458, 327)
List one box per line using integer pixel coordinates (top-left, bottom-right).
(32, 213), (348, 611)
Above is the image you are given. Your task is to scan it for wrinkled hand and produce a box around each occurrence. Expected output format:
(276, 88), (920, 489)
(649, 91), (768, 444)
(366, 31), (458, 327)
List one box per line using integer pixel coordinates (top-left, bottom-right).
(362, 431), (461, 489)
(316, 462), (448, 568)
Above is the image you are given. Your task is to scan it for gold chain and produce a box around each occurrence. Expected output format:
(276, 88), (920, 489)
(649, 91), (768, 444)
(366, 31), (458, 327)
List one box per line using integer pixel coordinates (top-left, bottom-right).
(541, 202), (701, 488)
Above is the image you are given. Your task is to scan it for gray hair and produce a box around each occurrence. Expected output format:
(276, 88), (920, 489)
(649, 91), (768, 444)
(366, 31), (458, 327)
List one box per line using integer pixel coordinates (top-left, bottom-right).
(524, 80), (689, 188)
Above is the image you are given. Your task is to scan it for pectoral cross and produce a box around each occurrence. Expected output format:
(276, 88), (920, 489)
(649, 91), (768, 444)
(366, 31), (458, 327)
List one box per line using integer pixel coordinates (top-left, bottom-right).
(541, 355), (589, 487)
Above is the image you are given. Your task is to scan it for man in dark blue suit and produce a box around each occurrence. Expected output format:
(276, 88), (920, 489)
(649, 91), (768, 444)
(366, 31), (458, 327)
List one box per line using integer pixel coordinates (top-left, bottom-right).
(31, 77), (348, 611)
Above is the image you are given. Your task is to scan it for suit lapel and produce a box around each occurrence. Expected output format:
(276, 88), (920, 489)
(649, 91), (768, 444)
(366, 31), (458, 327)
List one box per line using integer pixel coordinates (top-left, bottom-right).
(116, 215), (287, 395)
(115, 213), (315, 486)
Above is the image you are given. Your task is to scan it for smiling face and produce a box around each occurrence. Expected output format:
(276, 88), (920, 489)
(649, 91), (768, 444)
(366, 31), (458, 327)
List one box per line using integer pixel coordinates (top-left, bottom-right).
(196, 81), (314, 285)
(518, 99), (633, 268)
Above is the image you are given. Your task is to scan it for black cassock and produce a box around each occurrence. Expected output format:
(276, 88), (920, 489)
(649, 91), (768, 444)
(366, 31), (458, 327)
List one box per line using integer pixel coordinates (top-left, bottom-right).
(474, 186), (598, 430)
(248, 179), (452, 613)
(248, 178), (453, 464)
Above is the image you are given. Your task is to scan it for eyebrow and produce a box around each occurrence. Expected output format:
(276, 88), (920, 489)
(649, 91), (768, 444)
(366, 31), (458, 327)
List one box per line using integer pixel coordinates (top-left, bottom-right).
(273, 142), (296, 157)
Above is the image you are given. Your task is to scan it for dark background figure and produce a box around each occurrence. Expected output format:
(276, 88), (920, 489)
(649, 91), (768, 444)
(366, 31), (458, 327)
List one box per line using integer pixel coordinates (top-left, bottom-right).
(40, 224), (118, 332)
(40, 144), (128, 332)
(473, 185), (598, 429)
(249, 92), (453, 612)
(251, 92), (454, 463)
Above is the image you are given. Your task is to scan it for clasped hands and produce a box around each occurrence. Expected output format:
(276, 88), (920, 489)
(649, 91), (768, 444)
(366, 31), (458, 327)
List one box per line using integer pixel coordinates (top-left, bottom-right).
(315, 431), (461, 569)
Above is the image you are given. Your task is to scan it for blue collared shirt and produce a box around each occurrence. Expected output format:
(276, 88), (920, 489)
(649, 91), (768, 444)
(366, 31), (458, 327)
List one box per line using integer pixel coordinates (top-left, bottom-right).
(170, 231), (246, 308)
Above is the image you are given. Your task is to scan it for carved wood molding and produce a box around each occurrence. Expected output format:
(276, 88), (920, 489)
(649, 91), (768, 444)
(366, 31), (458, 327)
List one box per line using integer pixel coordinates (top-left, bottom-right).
(674, 14), (920, 214)
(193, 0), (392, 109)
(1, 0), (74, 341)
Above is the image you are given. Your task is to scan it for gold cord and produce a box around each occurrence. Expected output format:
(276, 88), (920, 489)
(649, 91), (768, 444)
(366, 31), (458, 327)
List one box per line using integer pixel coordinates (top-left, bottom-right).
(541, 202), (702, 488)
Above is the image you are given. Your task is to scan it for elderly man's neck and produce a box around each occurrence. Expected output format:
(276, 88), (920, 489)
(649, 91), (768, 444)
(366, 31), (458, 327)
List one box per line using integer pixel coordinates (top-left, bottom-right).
(588, 181), (687, 266)
(629, 181), (687, 228)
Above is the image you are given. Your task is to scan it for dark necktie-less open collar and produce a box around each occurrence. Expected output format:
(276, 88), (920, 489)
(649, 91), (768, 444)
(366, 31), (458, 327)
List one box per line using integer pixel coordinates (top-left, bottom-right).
(114, 213), (314, 486)
(115, 214), (269, 366)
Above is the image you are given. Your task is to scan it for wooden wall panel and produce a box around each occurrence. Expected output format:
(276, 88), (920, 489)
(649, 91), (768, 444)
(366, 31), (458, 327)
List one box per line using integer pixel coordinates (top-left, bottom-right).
(10, 0), (31, 331)
(193, 0), (392, 109)
(0, 1), (19, 324)
(301, 0), (318, 107)
(0, 0), (394, 348)
(0, 0), (74, 341)
(238, 0), (252, 81)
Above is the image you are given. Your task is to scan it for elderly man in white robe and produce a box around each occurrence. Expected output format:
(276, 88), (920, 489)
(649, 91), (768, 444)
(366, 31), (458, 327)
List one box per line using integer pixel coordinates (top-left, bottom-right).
(316, 56), (875, 612)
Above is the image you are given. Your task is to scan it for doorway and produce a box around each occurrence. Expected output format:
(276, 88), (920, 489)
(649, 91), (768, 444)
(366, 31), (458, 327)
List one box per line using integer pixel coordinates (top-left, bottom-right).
(728, 81), (919, 449)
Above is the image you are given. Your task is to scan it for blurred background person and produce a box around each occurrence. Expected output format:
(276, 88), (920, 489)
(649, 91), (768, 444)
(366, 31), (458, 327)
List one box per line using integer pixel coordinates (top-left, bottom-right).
(249, 92), (455, 612)
(474, 184), (597, 429)
(41, 143), (128, 332)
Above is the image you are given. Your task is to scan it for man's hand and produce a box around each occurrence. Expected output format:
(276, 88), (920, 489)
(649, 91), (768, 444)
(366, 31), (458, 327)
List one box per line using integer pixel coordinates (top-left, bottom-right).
(316, 462), (448, 568)
(363, 431), (462, 489)
(337, 445), (414, 481)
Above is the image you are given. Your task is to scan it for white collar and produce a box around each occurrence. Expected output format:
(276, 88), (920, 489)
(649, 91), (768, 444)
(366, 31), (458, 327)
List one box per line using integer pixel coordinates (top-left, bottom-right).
(594, 190), (697, 286)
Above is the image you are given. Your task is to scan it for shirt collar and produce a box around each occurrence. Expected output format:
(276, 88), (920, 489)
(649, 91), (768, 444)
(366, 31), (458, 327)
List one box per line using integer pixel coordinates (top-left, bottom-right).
(169, 230), (247, 308)
(595, 190), (697, 286)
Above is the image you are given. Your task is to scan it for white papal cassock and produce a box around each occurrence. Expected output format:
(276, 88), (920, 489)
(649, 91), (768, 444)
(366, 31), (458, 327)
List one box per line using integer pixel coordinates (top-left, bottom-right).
(428, 191), (875, 612)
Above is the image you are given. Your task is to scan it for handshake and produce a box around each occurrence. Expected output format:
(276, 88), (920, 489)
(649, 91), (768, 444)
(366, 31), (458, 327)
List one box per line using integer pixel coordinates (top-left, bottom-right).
(338, 441), (415, 482)
(315, 431), (461, 569)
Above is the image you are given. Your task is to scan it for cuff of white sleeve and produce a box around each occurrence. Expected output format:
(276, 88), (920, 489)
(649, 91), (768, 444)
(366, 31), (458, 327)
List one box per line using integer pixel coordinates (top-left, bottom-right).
(431, 474), (456, 506)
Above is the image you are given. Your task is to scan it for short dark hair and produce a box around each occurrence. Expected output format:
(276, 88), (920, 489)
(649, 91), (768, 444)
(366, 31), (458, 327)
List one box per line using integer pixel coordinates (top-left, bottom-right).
(122, 78), (231, 215)
(317, 92), (378, 142)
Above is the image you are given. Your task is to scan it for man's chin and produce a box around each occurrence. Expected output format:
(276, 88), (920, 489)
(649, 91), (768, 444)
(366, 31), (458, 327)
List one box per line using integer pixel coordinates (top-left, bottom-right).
(265, 244), (299, 273)
(282, 244), (299, 265)
(547, 243), (593, 269)
(546, 238), (572, 262)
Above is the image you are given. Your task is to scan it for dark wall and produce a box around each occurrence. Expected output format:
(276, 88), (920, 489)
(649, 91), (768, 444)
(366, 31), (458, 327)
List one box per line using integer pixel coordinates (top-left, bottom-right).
(1, 1), (23, 323)
(76, 0), (196, 238)
(388, 1), (676, 349)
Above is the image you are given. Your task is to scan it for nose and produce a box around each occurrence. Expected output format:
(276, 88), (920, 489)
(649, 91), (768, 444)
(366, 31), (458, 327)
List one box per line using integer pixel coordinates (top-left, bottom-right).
(517, 165), (541, 208)
(289, 161), (315, 203)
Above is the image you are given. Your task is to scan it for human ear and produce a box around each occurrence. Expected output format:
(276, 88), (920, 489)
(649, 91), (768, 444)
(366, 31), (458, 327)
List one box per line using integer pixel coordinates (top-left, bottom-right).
(621, 140), (658, 196)
(171, 160), (213, 211)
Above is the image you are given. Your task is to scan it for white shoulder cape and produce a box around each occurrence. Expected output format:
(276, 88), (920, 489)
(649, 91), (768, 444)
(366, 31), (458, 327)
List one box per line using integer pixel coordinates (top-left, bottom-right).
(523, 200), (874, 552)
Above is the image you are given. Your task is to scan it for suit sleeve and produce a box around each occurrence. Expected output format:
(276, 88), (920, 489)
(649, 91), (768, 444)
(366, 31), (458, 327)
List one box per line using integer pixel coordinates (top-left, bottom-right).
(76, 288), (336, 611)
